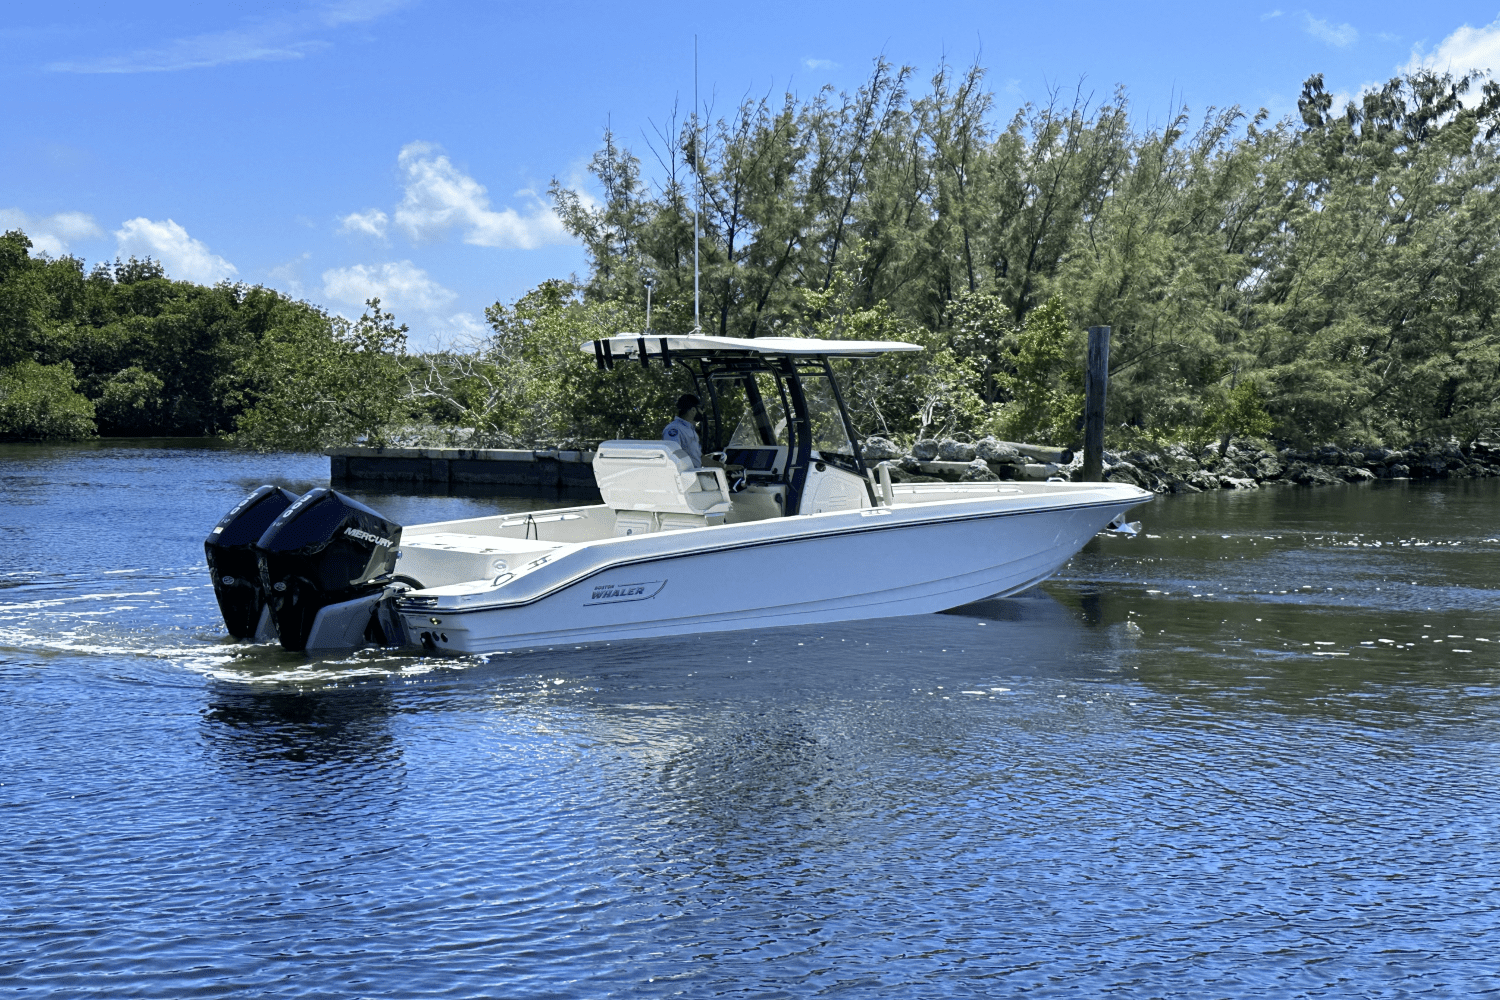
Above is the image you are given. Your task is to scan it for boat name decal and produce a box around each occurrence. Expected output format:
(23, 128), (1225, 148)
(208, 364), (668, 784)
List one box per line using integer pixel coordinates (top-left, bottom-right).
(586, 580), (666, 605)
(344, 527), (393, 548)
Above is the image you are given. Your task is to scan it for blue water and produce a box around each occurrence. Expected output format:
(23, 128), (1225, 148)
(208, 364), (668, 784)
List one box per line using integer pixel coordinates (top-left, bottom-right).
(2, 440), (1498, 997)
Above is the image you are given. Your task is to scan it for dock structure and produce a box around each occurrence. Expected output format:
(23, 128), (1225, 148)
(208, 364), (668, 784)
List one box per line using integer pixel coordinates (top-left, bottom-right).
(328, 446), (600, 498)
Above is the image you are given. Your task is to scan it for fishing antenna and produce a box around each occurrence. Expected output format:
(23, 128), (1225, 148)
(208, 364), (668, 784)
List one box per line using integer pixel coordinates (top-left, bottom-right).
(692, 36), (701, 335)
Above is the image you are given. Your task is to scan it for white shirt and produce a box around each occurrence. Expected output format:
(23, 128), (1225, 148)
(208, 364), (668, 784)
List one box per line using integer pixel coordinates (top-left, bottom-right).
(662, 416), (702, 467)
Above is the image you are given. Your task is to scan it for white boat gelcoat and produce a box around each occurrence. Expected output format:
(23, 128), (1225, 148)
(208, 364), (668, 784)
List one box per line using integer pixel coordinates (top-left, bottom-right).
(396, 480), (1148, 653)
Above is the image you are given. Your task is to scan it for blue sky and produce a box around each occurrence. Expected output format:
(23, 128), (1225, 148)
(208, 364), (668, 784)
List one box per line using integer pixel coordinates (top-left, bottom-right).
(5, 1), (1500, 350)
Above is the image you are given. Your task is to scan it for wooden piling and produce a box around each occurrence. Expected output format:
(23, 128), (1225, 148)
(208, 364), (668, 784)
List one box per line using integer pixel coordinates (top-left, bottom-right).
(1083, 326), (1111, 482)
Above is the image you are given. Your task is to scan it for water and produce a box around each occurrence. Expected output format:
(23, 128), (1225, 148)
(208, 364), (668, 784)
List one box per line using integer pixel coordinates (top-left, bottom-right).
(3, 440), (1498, 998)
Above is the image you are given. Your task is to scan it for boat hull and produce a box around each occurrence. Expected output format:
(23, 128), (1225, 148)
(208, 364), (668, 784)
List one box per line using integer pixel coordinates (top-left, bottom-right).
(399, 483), (1148, 654)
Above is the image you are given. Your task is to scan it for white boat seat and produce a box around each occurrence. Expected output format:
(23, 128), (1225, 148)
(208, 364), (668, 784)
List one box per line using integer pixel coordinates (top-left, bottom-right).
(593, 440), (732, 532)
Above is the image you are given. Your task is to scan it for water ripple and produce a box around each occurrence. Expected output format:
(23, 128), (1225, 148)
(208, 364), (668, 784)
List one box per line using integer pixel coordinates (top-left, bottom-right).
(2, 446), (1499, 997)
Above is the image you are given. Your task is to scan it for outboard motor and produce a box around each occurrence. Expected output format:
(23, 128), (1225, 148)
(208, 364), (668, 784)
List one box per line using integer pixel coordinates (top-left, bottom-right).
(205, 485), (300, 639)
(254, 488), (403, 652)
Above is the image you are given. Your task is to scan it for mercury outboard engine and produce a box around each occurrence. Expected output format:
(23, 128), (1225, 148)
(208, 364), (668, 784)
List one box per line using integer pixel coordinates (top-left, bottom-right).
(254, 488), (403, 652)
(205, 485), (300, 639)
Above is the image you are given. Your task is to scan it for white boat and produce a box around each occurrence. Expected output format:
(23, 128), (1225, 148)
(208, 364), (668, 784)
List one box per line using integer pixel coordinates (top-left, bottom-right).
(205, 334), (1150, 654)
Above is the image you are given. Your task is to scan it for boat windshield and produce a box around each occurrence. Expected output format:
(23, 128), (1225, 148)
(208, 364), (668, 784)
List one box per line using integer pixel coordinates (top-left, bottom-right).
(714, 372), (788, 448)
(799, 374), (857, 469)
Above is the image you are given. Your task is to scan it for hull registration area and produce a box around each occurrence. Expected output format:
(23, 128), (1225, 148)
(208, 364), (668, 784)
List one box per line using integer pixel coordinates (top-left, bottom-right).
(586, 580), (667, 605)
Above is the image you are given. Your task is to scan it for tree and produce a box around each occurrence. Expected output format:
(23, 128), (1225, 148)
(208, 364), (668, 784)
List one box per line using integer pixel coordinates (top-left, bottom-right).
(0, 359), (96, 441)
(990, 295), (1083, 444)
(544, 63), (1500, 450)
(228, 299), (414, 451)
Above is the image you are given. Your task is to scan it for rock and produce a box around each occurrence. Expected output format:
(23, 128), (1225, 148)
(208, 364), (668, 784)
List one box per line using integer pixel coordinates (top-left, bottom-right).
(1339, 466), (1376, 482)
(1254, 456), (1284, 480)
(1313, 444), (1349, 466)
(1226, 439), (1267, 462)
(975, 437), (1021, 463)
(910, 439), (940, 461)
(897, 455), (923, 473)
(1123, 450), (1164, 474)
(1164, 476), (1203, 493)
(861, 435), (903, 461)
(1221, 477), (1260, 489)
(1404, 440), (1467, 474)
(1385, 463), (1410, 479)
(887, 465), (944, 484)
(938, 438), (977, 462)
(1187, 470), (1223, 490)
(1103, 461), (1149, 489)
(1287, 462), (1341, 486)
(961, 458), (999, 481)
(1161, 444), (1201, 476)
(1436, 441), (1467, 464)
(1411, 456), (1449, 478)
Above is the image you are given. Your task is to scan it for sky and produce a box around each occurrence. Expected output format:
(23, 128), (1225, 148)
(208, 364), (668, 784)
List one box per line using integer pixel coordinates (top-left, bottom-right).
(5, 1), (1500, 350)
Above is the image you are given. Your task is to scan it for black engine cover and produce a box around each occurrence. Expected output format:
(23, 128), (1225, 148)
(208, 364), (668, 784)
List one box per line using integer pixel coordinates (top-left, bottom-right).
(255, 488), (402, 651)
(205, 485), (300, 639)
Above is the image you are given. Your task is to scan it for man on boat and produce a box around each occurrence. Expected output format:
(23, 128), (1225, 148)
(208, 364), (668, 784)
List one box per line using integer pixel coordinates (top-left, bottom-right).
(663, 393), (703, 466)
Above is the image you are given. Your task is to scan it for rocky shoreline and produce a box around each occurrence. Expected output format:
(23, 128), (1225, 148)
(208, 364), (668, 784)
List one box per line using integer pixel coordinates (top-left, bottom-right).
(860, 435), (1500, 492)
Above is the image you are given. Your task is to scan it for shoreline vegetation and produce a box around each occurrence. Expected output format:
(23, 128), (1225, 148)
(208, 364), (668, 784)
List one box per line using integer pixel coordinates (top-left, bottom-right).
(4, 63), (1500, 478)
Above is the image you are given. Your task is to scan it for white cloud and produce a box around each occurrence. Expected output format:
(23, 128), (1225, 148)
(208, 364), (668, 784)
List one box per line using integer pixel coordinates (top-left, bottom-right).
(338, 208), (389, 239)
(320, 260), (456, 313)
(1405, 17), (1500, 77)
(1328, 88), (1357, 112)
(440, 312), (490, 347)
(803, 58), (839, 71)
(319, 261), (480, 351)
(1262, 10), (1283, 20)
(267, 252), (312, 297)
(1305, 15), (1358, 48)
(392, 141), (573, 249)
(47, 0), (406, 74)
(114, 218), (238, 283)
(0, 208), (104, 256)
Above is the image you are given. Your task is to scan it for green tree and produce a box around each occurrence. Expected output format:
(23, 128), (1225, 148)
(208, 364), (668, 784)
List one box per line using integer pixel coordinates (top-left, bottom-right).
(989, 295), (1083, 444)
(0, 359), (96, 441)
(228, 299), (414, 451)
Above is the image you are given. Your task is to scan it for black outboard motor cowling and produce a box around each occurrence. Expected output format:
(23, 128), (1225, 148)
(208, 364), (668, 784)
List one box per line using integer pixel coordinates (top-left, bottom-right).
(205, 485), (300, 639)
(255, 488), (402, 652)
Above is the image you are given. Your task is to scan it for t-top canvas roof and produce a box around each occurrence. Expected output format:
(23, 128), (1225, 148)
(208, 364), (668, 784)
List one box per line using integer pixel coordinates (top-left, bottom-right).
(580, 333), (922, 360)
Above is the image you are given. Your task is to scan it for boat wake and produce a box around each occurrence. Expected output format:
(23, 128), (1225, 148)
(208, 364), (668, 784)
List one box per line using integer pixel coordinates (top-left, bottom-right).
(0, 569), (462, 686)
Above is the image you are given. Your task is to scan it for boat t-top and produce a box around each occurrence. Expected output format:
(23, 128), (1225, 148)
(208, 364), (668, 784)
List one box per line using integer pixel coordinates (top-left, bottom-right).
(204, 333), (1151, 654)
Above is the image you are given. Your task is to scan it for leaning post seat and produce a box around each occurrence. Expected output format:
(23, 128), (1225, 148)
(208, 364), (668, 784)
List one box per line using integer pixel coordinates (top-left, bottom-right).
(592, 440), (732, 535)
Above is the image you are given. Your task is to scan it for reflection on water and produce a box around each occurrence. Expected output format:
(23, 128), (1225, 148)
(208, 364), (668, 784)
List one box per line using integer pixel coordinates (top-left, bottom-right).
(1, 442), (1498, 997)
